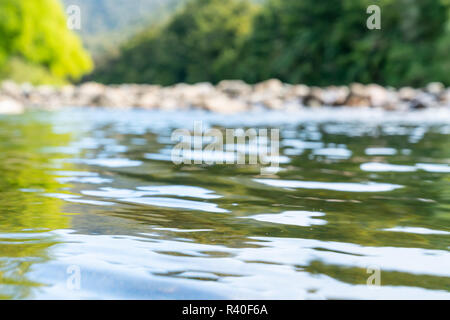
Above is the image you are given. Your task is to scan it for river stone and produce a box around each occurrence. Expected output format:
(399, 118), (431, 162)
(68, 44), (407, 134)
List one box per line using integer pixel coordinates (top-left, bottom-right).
(320, 86), (349, 106)
(398, 87), (418, 101)
(174, 82), (215, 105)
(344, 83), (370, 107)
(137, 92), (159, 109)
(426, 82), (444, 96)
(93, 87), (134, 108)
(77, 82), (106, 99)
(201, 94), (248, 113)
(409, 92), (437, 109)
(0, 80), (449, 111)
(349, 83), (367, 97)
(159, 97), (182, 110)
(217, 80), (252, 97)
(1, 80), (22, 99)
(286, 84), (310, 99)
(0, 97), (25, 114)
(441, 89), (450, 104)
(366, 84), (400, 109)
(254, 79), (285, 95)
(262, 98), (284, 110)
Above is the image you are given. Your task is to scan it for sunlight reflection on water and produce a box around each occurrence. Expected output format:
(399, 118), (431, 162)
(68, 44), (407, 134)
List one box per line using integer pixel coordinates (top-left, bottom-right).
(0, 107), (449, 299)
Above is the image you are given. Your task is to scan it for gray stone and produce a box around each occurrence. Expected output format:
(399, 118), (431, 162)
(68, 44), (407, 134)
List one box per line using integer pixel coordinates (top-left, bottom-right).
(254, 79), (285, 94)
(398, 87), (418, 101)
(201, 94), (248, 113)
(217, 80), (252, 97)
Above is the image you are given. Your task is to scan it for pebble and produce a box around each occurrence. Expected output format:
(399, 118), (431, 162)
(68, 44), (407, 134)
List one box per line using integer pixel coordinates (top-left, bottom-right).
(0, 80), (448, 113)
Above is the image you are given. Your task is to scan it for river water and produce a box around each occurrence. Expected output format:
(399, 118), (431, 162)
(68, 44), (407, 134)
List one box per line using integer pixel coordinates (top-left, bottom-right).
(0, 107), (449, 299)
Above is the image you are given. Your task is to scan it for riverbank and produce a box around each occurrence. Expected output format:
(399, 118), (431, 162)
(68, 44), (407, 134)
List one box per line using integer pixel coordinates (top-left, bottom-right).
(1, 79), (449, 114)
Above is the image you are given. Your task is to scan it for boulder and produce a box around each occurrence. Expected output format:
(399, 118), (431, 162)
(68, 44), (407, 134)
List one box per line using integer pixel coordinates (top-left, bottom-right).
(441, 89), (450, 104)
(321, 86), (349, 106)
(172, 82), (215, 105)
(303, 96), (322, 107)
(201, 94), (248, 113)
(365, 84), (400, 109)
(1, 81), (22, 99)
(409, 92), (437, 109)
(217, 80), (252, 98)
(159, 97), (181, 110)
(349, 83), (367, 97)
(398, 87), (418, 101)
(254, 79), (285, 95)
(426, 82), (444, 96)
(345, 83), (371, 107)
(262, 98), (284, 110)
(0, 97), (25, 114)
(137, 92), (159, 109)
(75, 82), (106, 105)
(286, 84), (310, 99)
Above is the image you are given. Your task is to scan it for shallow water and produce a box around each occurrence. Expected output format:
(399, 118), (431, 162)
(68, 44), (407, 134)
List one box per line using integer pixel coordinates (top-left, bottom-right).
(0, 107), (449, 299)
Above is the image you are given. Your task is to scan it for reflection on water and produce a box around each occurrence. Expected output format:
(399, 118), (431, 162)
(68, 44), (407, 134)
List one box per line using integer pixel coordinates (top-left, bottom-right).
(0, 108), (449, 299)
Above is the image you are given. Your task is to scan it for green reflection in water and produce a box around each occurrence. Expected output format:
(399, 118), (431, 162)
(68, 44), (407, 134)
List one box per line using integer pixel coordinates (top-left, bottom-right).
(0, 113), (73, 299)
(0, 110), (449, 298)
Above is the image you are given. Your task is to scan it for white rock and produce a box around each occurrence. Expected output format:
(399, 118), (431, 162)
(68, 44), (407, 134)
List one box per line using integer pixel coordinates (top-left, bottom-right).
(137, 92), (159, 109)
(426, 82), (444, 96)
(254, 79), (285, 94)
(287, 84), (310, 98)
(0, 97), (25, 114)
(217, 80), (252, 97)
(320, 86), (349, 105)
(398, 87), (418, 101)
(201, 94), (248, 113)
(1, 80), (22, 99)
(365, 84), (398, 108)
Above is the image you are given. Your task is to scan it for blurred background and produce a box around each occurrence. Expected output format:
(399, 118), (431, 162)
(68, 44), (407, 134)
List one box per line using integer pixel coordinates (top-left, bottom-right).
(1, 0), (449, 87)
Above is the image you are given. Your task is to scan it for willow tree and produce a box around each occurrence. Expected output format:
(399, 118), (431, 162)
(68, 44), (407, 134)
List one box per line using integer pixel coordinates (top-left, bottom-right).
(0, 0), (93, 83)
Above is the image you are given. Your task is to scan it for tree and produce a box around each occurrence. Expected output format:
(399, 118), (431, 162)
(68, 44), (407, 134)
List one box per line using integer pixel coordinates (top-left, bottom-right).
(92, 0), (256, 85)
(0, 0), (93, 83)
(91, 0), (450, 87)
(236, 0), (450, 87)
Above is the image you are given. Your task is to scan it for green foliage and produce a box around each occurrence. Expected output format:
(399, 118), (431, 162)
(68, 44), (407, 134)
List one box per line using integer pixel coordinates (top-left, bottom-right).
(0, 116), (73, 299)
(92, 0), (256, 85)
(0, 0), (92, 84)
(0, 57), (66, 86)
(91, 0), (450, 87)
(236, 0), (450, 86)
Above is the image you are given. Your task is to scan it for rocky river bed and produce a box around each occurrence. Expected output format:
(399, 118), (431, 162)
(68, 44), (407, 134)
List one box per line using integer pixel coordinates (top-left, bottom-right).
(1, 79), (450, 114)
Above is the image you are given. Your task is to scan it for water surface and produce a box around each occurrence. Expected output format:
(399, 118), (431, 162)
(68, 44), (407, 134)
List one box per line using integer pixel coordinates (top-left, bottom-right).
(0, 107), (449, 299)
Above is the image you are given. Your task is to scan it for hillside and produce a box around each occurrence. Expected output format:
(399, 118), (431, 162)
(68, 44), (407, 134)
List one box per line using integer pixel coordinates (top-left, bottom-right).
(62, 0), (185, 60)
(89, 0), (450, 87)
(63, 0), (184, 35)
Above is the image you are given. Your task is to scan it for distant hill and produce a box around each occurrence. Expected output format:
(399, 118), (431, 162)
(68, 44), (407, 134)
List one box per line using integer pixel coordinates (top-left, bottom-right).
(62, 0), (183, 35)
(62, 0), (185, 61)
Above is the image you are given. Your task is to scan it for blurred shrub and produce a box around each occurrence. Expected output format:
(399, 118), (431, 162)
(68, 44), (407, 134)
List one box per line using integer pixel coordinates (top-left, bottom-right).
(92, 0), (256, 85)
(0, 0), (93, 84)
(91, 0), (450, 87)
